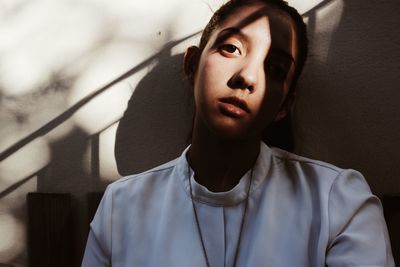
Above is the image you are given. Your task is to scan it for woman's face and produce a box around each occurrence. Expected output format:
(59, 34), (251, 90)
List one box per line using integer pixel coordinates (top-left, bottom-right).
(191, 2), (298, 141)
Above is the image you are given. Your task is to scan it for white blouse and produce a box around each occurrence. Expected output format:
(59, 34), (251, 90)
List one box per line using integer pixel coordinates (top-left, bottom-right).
(82, 142), (394, 267)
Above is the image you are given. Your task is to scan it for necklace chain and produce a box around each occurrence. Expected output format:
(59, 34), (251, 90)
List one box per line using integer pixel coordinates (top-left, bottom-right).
(188, 166), (254, 267)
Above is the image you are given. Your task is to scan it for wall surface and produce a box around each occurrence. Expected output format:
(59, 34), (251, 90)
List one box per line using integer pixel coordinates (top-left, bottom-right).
(295, 0), (400, 198)
(0, 0), (399, 265)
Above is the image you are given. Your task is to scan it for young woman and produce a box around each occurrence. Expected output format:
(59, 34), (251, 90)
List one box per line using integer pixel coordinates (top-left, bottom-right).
(82, 0), (394, 266)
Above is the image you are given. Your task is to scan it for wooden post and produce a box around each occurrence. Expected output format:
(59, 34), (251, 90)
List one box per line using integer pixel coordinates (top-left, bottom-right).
(27, 193), (71, 267)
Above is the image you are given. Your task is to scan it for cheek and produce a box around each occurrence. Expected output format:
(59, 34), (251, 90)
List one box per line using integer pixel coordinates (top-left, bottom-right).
(258, 91), (281, 115)
(257, 77), (288, 108)
(193, 68), (214, 111)
(203, 56), (230, 82)
(255, 81), (289, 122)
(265, 70), (292, 105)
(194, 56), (229, 98)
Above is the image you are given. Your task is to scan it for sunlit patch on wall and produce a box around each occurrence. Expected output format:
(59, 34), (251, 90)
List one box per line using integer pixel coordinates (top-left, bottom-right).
(68, 42), (153, 135)
(0, 0), (106, 96)
(85, 0), (181, 20)
(80, 123), (120, 182)
(287, 0), (325, 15)
(0, 0), (30, 19)
(99, 124), (120, 182)
(81, 141), (93, 179)
(44, 120), (76, 143)
(0, 172), (36, 267)
(170, 33), (201, 58)
(0, 173), (37, 213)
(0, 135), (50, 185)
(170, 0), (222, 54)
(0, 170), (35, 266)
(312, 0), (344, 62)
(0, 214), (25, 262)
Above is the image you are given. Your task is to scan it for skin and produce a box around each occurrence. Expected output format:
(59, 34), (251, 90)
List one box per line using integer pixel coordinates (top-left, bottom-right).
(184, 1), (298, 192)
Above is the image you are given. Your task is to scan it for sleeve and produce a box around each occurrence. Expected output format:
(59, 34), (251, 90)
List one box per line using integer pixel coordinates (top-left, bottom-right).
(81, 186), (113, 267)
(326, 170), (395, 267)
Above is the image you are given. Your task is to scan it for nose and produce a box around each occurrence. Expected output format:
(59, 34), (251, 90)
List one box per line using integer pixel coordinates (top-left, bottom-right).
(228, 62), (258, 93)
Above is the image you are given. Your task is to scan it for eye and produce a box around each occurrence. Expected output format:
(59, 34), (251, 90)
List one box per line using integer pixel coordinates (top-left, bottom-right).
(219, 44), (241, 55)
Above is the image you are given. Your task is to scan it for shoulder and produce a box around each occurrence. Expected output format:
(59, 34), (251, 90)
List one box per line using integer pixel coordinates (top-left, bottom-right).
(109, 157), (179, 190)
(266, 145), (394, 265)
(270, 146), (342, 173)
(264, 144), (373, 203)
(267, 145), (347, 185)
(99, 157), (184, 207)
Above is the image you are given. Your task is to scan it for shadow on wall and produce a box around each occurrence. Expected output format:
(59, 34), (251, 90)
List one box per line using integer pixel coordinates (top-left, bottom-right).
(295, 0), (400, 197)
(115, 52), (194, 175)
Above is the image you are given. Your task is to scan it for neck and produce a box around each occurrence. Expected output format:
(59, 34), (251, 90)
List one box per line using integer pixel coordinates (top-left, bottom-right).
(187, 120), (260, 192)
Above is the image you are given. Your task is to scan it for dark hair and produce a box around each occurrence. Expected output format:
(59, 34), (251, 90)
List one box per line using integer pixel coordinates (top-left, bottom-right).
(199, 0), (308, 94)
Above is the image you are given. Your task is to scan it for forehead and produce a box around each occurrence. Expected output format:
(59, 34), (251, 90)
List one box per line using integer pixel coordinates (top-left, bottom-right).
(213, 2), (298, 61)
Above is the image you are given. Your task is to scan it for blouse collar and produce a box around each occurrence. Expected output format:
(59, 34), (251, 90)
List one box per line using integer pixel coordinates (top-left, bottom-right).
(176, 142), (273, 206)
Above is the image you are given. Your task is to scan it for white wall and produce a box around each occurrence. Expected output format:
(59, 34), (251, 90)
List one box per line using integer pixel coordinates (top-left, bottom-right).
(0, 0), (399, 265)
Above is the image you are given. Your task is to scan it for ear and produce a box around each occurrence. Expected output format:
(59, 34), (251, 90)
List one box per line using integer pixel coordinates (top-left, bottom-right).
(184, 46), (201, 84)
(274, 93), (296, 122)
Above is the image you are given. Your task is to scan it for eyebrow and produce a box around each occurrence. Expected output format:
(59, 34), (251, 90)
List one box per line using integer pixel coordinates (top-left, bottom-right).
(215, 27), (250, 44)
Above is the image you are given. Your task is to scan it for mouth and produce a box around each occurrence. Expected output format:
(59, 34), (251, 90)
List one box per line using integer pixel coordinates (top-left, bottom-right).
(218, 96), (250, 118)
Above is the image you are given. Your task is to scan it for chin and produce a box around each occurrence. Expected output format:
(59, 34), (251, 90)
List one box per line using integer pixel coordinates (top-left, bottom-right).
(210, 123), (257, 142)
(196, 113), (261, 142)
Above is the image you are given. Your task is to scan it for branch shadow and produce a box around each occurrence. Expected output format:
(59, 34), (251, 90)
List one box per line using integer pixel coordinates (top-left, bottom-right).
(0, 32), (200, 163)
(115, 51), (194, 175)
(0, 168), (44, 200)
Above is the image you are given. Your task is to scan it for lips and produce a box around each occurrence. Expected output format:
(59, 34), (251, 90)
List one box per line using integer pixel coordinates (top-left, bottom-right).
(218, 96), (250, 118)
